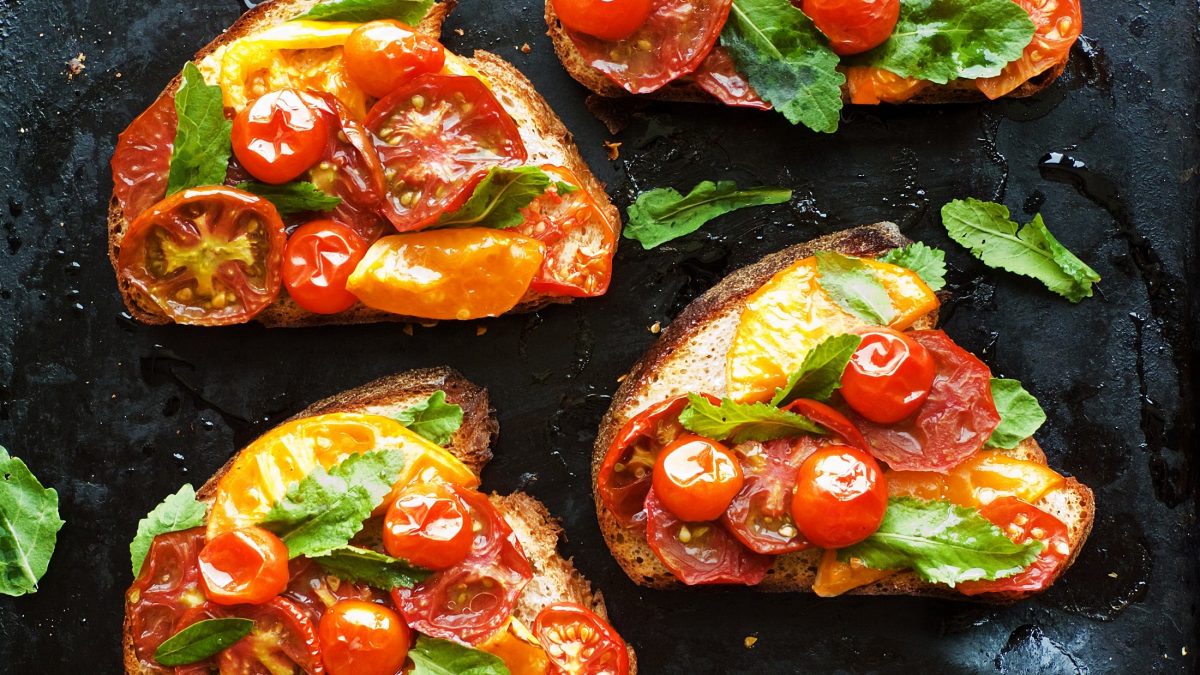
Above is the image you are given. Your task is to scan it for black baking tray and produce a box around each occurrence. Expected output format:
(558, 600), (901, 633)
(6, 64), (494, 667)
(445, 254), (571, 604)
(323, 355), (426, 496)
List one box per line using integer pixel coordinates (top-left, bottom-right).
(0, 0), (1196, 672)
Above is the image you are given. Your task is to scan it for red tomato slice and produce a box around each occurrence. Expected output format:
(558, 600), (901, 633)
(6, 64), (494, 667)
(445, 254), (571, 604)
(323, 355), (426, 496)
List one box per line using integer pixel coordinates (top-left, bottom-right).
(643, 488), (772, 586)
(533, 603), (631, 675)
(722, 437), (820, 555)
(306, 93), (392, 242)
(366, 74), (527, 232)
(959, 497), (1071, 595)
(559, 0), (734, 94)
(976, 0), (1082, 100)
(850, 330), (1001, 472)
(392, 486), (533, 644)
(111, 92), (177, 222)
(781, 398), (870, 452)
(218, 597), (325, 674)
(282, 559), (388, 626)
(689, 46), (771, 110)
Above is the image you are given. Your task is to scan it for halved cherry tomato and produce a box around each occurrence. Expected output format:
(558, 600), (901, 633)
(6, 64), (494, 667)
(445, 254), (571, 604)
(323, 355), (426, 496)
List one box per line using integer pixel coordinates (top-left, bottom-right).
(976, 0), (1082, 100)
(652, 435), (744, 522)
(127, 529), (219, 672)
(282, 220), (369, 314)
(517, 165), (618, 298)
(218, 597), (325, 674)
(318, 599), (412, 675)
(597, 394), (720, 528)
(534, 603), (630, 675)
(644, 488), (772, 586)
(843, 66), (928, 104)
(344, 20), (446, 98)
(552, 0), (653, 41)
(722, 437), (818, 554)
(383, 482), (475, 570)
(791, 444), (887, 548)
(232, 89), (330, 184)
(198, 526), (290, 605)
(305, 93), (391, 241)
(478, 618), (553, 673)
(781, 399), (870, 452)
(111, 92), (176, 221)
(840, 327), (936, 424)
(690, 47), (771, 111)
(366, 75), (527, 231)
(958, 497), (1071, 595)
(346, 228), (546, 320)
(800, 0), (900, 55)
(117, 185), (287, 325)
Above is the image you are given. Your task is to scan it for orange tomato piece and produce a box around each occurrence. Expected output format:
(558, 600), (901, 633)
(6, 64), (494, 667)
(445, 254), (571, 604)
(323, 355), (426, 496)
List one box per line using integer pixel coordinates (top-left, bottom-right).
(885, 469), (950, 501)
(976, 0), (1082, 100)
(477, 618), (551, 675)
(727, 256), (939, 403)
(812, 549), (894, 597)
(945, 451), (1065, 506)
(843, 66), (929, 105)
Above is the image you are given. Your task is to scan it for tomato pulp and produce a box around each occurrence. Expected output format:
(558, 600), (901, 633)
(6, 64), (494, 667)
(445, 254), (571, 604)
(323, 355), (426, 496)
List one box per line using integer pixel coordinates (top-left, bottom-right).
(534, 603), (631, 675)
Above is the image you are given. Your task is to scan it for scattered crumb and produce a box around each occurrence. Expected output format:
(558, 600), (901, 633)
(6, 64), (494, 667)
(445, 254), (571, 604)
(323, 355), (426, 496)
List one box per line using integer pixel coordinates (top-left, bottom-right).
(115, 71), (122, 79)
(454, 28), (464, 36)
(744, 636), (758, 649)
(476, 325), (487, 337)
(648, 321), (661, 334)
(616, 373), (628, 383)
(403, 324), (414, 336)
(1108, 572), (1119, 578)
(519, 43), (531, 54)
(418, 320), (438, 328)
(67, 52), (86, 80)
(1183, 647), (1189, 657)
(603, 140), (622, 161)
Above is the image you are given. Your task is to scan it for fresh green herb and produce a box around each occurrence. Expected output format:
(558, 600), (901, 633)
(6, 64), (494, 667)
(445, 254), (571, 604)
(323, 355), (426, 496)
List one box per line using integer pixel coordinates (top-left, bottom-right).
(409, 636), (511, 675)
(624, 181), (792, 249)
(856, 0), (1035, 84)
(941, 198), (1100, 302)
(815, 250), (897, 325)
(130, 484), (207, 576)
(394, 390), (464, 446)
(166, 63), (232, 195)
(259, 450), (405, 558)
(436, 166), (560, 229)
(879, 242), (947, 291)
(679, 393), (824, 443)
(235, 181), (341, 216)
(0, 447), (64, 597)
(769, 334), (863, 406)
(839, 497), (1043, 586)
(985, 378), (1047, 449)
(293, 0), (434, 23)
(154, 618), (254, 666)
(312, 546), (429, 590)
(721, 0), (844, 132)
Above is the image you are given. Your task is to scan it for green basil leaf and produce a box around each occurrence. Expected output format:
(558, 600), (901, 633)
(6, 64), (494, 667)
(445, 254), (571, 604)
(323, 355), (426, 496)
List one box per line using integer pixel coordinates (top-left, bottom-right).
(678, 393), (824, 443)
(986, 378), (1047, 449)
(409, 636), (510, 675)
(0, 447), (64, 597)
(130, 484), (207, 576)
(293, 0), (435, 23)
(154, 618), (254, 666)
(166, 62), (232, 195)
(436, 166), (555, 229)
(815, 250), (897, 325)
(770, 334), (863, 406)
(878, 242), (947, 291)
(941, 198), (1100, 302)
(394, 390), (463, 446)
(312, 546), (429, 589)
(235, 181), (341, 216)
(624, 180), (792, 249)
(839, 497), (1043, 586)
(721, 0), (844, 132)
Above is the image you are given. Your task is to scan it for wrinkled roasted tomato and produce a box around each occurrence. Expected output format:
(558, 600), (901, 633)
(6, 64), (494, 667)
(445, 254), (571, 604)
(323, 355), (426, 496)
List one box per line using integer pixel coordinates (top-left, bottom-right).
(644, 488), (772, 586)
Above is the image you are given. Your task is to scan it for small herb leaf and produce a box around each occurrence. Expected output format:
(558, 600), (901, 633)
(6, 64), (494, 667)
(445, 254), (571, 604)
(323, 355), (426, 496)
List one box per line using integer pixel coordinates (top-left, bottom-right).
(408, 636), (511, 675)
(293, 0), (435, 23)
(130, 484), (207, 576)
(436, 166), (557, 229)
(815, 250), (896, 325)
(0, 447), (64, 597)
(393, 390), (463, 446)
(154, 618), (254, 666)
(312, 546), (429, 590)
(985, 378), (1047, 449)
(235, 181), (341, 215)
(770, 334), (863, 406)
(678, 393), (824, 443)
(625, 180), (792, 249)
(879, 242), (947, 291)
(166, 63), (232, 195)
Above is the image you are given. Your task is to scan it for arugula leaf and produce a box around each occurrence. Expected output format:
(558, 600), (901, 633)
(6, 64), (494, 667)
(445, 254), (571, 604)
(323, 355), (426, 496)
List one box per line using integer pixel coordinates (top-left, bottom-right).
(130, 484), (207, 576)
(394, 390), (463, 446)
(839, 497), (1043, 586)
(435, 166), (555, 229)
(721, 0), (844, 132)
(293, 0), (434, 23)
(679, 393), (824, 443)
(857, 0), (1035, 84)
(941, 198), (1100, 302)
(815, 250), (896, 325)
(986, 378), (1047, 449)
(409, 636), (510, 675)
(312, 546), (429, 590)
(166, 62), (232, 195)
(154, 618), (254, 666)
(770, 334), (862, 406)
(235, 181), (341, 216)
(625, 181), (792, 249)
(259, 450), (405, 558)
(0, 447), (64, 597)
(879, 242), (947, 291)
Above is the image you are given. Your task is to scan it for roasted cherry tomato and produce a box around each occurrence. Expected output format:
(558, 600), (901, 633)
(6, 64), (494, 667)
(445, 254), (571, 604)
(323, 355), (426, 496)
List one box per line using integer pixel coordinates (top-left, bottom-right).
(791, 444), (887, 549)
(318, 599), (412, 675)
(800, 0), (900, 55)
(533, 603), (631, 675)
(840, 327), (936, 424)
(367, 74), (527, 231)
(304, 93), (391, 242)
(843, 66), (928, 105)
(781, 398), (870, 452)
(652, 435), (744, 522)
(644, 489), (772, 586)
(690, 47), (771, 110)
(551, 0), (653, 41)
(977, 0), (1082, 100)
(282, 220), (369, 314)
(232, 89), (330, 184)
(344, 20), (446, 98)
(111, 92), (176, 221)
(198, 526), (290, 605)
(383, 482), (475, 570)
(117, 185), (286, 325)
(218, 597), (324, 674)
(722, 437), (818, 555)
(283, 559), (386, 627)
(959, 497), (1071, 595)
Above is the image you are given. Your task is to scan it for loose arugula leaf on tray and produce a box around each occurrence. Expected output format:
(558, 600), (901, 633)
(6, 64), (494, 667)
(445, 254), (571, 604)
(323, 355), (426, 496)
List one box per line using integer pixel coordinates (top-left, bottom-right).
(0, 447), (64, 597)
(235, 181), (341, 215)
(625, 180), (792, 249)
(879, 242), (947, 291)
(293, 0), (434, 24)
(154, 618), (255, 666)
(770, 334), (863, 406)
(130, 484), (207, 576)
(815, 250), (897, 324)
(409, 636), (510, 675)
(166, 62), (232, 195)
(679, 393), (824, 443)
(312, 546), (429, 590)
(436, 166), (558, 229)
(986, 378), (1047, 449)
(394, 390), (464, 446)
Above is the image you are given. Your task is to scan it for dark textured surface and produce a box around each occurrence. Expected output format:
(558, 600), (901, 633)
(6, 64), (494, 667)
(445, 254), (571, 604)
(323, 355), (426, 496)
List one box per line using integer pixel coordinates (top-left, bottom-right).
(0, 0), (1196, 672)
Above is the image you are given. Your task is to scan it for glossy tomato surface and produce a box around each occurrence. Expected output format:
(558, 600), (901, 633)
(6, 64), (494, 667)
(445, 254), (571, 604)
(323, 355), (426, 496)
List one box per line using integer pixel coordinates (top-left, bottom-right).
(344, 20), (446, 98)
(652, 434), (743, 522)
(282, 220), (369, 314)
(232, 89), (329, 185)
(198, 526), (290, 606)
(304, 93), (391, 241)
(690, 47), (771, 110)
(840, 327), (936, 424)
(959, 497), (1071, 595)
(551, 0), (653, 41)
(843, 65), (928, 104)
(790, 444), (888, 549)
(318, 599), (412, 675)
(111, 91), (177, 221)
(782, 398), (870, 452)
(800, 0), (900, 55)
(722, 437), (819, 555)
(383, 482), (475, 570)
(977, 0), (1082, 99)
(534, 603), (631, 675)
(644, 489), (772, 586)
(217, 597), (325, 674)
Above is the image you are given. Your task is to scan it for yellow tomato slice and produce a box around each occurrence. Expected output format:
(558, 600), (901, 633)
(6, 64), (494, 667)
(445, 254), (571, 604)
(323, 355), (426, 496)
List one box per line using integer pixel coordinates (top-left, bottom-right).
(727, 256), (939, 402)
(206, 412), (477, 539)
(347, 228), (546, 320)
(885, 469), (951, 501)
(945, 451), (1065, 507)
(812, 549), (895, 597)
(478, 617), (551, 675)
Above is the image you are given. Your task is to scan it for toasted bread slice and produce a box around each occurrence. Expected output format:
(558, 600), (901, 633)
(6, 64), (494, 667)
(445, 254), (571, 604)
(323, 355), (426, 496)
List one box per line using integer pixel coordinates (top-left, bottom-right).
(109, 0), (619, 327)
(124, 367), (636, 673)
(592, 222), (1094, 599)
(545, 1), (1068, 106)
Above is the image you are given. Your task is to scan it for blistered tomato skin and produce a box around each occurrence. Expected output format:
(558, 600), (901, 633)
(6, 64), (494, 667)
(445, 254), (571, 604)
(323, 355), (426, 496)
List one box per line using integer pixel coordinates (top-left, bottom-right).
(198, 527), (290, 605)
(318, 599), (412, 675)
(552, 0), (654, 41)
(841, 327), (937, 424)
(791, 445), (888, 549)
(800, 0), (900, 55)
(652, 435), (744, 522)
(383, 482), (475, 570)
(282, 220), (369, 314)
(232, 89), (330, 184)
(344, 20), (446, 98)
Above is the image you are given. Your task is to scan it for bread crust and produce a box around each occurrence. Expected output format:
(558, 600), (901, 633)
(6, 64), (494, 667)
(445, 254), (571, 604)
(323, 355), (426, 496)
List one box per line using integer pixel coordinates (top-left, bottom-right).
(591, 223), (1095, 600)
(109, 0), (615, 327)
